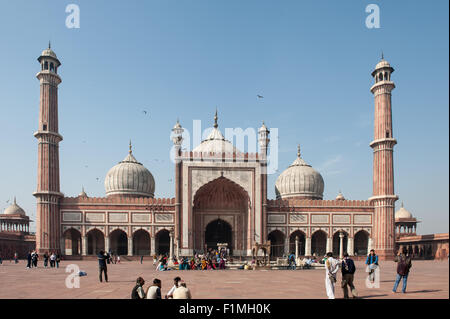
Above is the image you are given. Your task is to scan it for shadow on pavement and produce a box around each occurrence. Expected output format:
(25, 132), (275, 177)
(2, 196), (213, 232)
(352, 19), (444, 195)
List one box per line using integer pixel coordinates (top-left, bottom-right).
(405, 289), (441, 294)
(358, 294), (389, 299)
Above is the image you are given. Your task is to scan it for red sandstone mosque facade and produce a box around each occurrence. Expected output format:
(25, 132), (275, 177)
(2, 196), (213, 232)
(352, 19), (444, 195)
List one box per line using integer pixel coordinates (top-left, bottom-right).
(16, 46), (445, 261)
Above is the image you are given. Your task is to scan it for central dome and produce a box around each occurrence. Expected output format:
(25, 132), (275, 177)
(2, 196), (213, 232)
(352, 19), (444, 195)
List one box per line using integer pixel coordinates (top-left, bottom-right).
(104, 144), (155, 198)
(193, 110), (240, 154)
(275, 146), (324, 200)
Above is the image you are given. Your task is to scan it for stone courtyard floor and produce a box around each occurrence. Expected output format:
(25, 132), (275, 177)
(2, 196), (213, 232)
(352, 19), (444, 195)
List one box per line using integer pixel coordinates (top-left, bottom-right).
(0, 259), (447, 299)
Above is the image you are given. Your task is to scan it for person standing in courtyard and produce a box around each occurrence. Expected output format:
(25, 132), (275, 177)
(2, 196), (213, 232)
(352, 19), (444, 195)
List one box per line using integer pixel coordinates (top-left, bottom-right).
(324, 252), (340, 299)
(43, 252), (49, 268)
(365, 249), (379, 283)
(55, 253), (61, 268)
(131, 277), (146, 299)
(140, 255), (144, 264)
(146, 278), (162, 299)
(26, 251), (32, 268)
(14, 252), (18, 264)
(97, 250), (108, 283)
(49, 252), (56, 268)
(341, 253), (358, 298)
(392, 248), (412, 294)
(288, 252), (296, 270)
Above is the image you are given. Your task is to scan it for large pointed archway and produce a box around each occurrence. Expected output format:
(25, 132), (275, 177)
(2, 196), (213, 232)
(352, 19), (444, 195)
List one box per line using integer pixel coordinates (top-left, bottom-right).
(205, 219), (233, 253)
(193, 176), (250, 256)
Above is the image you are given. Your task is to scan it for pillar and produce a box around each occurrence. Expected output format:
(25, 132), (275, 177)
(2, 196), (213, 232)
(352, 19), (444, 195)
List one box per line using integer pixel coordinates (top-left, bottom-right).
(305, 237), (311, 256)
(339, 232), (344, 259)
(284, 237), (290, 256)
(326, 236), (332, 254)
(347, 237), (354, 256)
(169, 232), (174, 258)
(150, 235), (156, 256)
(128, 237), (133, 256)
(295, 236), (299, 258)
(368, 237), (374, 252)
(105, 235), (110, 253)
(81, 235), (87, 256)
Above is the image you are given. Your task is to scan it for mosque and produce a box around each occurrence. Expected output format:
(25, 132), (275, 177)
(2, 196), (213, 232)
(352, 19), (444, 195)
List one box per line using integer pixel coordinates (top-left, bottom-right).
(1, 46), (447, 261)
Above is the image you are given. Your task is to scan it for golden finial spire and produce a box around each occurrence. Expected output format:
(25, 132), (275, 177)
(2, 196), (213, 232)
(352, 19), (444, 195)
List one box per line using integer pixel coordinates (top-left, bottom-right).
(297, 144), (301, 158)
(401, 201), (404, 208)
(214, 108), (218, 129)
(129, 140), (132, 154)
(14, 196), (16, 205)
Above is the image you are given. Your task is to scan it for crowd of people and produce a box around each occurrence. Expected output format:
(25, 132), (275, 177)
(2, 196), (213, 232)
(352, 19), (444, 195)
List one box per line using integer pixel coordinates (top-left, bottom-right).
(131, 276), (192, 299)
(322, 248), (413, 299)
(153, 248), (228, 271)
(25, 250), (61, 269)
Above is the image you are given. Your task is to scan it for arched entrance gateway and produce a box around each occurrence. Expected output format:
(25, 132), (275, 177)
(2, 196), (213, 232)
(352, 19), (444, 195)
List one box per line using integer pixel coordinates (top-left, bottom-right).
(354, 230), (369, 256)
(193, 177), (250, 256)
(63, 228), (81, 255)
(133, 229), (150, 256)
(156, 229), (170, 255)
(311, 230), (327, 257)
(87, 229), (104, 255)
(268, 230), (285, 258)
(110, 229), (128, 256)
(205, 219), (232, 253)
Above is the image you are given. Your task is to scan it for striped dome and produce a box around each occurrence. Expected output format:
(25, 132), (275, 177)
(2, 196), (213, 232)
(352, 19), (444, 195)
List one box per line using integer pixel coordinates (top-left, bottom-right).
(275, 146), (324, 200)
(104, 147), (155, 198)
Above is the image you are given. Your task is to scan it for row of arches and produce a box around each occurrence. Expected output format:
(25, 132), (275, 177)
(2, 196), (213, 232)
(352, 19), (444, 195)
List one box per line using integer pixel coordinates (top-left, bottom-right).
(63, 228), (171, 256)
(268, 229), (370, 257)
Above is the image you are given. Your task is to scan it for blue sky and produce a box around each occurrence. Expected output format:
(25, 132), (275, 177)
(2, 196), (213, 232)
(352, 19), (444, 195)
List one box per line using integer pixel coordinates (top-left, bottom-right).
(0, 0), (448, 234)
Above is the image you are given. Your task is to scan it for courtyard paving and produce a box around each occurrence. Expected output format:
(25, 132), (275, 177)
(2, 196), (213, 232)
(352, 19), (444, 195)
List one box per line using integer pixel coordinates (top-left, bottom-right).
(0, 259), (447, 299)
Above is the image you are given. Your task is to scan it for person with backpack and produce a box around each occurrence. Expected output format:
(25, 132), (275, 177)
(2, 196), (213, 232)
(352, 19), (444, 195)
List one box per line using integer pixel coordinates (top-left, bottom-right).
(131, 277), (146, 299)
(341, 253), (358, 298)
(365, 249), (379, 283)
(392, 248), (412, 294)
(97, 250), (108, 282)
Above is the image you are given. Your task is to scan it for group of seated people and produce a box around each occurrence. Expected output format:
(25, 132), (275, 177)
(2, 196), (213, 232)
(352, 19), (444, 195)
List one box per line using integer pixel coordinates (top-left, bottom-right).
(155, 248), (228, 271)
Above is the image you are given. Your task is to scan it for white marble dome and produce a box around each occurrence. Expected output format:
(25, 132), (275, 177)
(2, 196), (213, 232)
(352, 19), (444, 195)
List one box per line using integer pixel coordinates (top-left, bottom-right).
(193, 127), (239, 154)
(3, 198), (26, 216)
(104, 146), (155, 198)
(275, 147), (324, 200)
(193, 111), (240, 154)
(395, 203), (413, 219)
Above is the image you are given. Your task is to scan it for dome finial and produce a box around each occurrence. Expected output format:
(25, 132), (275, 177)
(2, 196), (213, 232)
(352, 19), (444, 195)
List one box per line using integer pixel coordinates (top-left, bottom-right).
(214, 108), (218, 129)
(14, 196), (16, 205)
(129, 140), (132, 154)
(297, 144), (301, 158)
(381, 50), (384, 60)
(48, 41), (51, 49)
(401, 201), (404, 208)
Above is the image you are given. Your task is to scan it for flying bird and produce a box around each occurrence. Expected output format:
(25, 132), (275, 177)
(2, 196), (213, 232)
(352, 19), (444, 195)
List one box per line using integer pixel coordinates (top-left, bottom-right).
(257, 95), (264, 99)
(142, 110), (149, 115)
(96, 177), (100, 181)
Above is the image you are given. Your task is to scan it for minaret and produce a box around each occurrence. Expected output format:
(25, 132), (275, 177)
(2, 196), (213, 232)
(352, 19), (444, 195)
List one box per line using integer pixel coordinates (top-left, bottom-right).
(172, 118), (184, 256)
(369, 55), (398, 260)
(33, 44), (64, 254)
(258, 121), (270, 244)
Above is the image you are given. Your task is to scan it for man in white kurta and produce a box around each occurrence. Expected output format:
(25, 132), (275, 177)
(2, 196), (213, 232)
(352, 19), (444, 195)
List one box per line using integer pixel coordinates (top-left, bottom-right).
(325, 252), (340, 299)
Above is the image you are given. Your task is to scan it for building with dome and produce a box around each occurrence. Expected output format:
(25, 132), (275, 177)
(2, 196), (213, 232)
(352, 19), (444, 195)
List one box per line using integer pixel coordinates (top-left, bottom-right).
(30, 46), (447, 261)
(0, 198), (35, 258)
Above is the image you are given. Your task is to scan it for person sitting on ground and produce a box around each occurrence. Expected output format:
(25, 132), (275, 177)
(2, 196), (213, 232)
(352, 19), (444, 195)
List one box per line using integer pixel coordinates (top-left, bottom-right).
(165, 276), (181, 299)
(131, 277), (146, 299)
(173, 281), (192, 299)
(146, 278), (162, 299)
